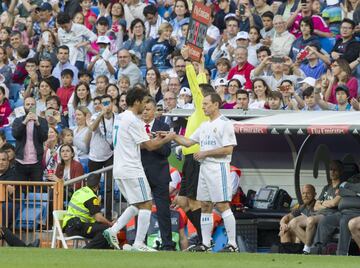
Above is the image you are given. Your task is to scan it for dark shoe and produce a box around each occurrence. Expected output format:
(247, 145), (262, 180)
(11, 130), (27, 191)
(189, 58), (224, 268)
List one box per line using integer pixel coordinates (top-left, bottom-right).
(190, 243), (212, 252)
(219, 244), (239, 253)
(28, 239), (40, 248)
(160, 242), (176, 251)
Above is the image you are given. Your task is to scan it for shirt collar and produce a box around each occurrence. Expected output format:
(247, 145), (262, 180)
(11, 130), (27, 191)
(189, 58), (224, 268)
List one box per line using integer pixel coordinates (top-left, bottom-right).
(144, 119), (155, 130)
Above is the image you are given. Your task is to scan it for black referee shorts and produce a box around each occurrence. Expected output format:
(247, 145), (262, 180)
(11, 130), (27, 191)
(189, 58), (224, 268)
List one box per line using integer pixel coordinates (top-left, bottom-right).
(179, 154), (200, 199)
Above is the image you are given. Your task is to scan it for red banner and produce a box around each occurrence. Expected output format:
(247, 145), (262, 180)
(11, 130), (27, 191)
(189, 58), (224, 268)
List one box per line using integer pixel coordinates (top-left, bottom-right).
(234, 124), (269, 134)
(307, 125), (350, 135)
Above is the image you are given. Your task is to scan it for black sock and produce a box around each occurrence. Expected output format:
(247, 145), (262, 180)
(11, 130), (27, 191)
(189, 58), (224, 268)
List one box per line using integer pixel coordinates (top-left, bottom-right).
(186, 210), (194, 225)
(191, 208), (203, 244)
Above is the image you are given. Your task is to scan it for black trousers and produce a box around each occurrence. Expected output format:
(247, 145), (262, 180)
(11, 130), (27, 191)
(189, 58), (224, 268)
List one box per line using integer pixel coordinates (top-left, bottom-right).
(146, 170), (173, 248)
(88, 156), (113, 220)
(64, 217), (110, 249)
(15, 161), (43, 182)
(314, 211), (360, 255)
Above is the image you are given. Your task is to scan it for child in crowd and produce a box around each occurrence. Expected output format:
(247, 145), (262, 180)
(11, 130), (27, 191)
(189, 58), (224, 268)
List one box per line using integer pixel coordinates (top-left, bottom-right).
(117, 75), (131, 93)
(57, 69), (76, 116)
(177, 87), (193, 109)
(80, 0), (97, 30)
(59, 128), (79, 162)
(260, 11), (275, 41)
(268, 91), (282, 110)
(302, 87), (321, 111)
(93, 75), (109, 97)
(12, 45), (30, 84)
(213, 58), (231, 81)
(248, 27), (262, 67)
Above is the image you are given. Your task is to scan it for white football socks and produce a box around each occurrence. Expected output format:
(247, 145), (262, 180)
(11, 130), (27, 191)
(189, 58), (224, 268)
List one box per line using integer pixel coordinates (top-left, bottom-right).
(222, 209), (237, 247)
(110, 205), (139, 233)
(201, 213), (213, 247)
(134, 209), (152, 246)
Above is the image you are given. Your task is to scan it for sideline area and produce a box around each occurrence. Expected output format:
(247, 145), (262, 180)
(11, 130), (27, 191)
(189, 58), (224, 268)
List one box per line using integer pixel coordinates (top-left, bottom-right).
(1, 248), (359, 268)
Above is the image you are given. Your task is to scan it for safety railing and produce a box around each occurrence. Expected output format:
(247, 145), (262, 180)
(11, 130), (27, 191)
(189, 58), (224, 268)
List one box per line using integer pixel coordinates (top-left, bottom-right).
(0, 180), (64, 247)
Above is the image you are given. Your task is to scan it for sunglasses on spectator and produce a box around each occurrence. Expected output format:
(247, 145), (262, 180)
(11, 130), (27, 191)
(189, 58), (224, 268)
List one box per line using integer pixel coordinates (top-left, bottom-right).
(102, 100), (111, 106)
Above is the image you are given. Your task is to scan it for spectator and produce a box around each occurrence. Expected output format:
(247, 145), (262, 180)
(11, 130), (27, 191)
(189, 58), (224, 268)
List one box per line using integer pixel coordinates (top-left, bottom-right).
(227, 47), (254, 90)
(79, 0), (97, 30)
(177, 87), (193, 109)
(302, 160), (342, 254)
(68, 82), (94, 128)
(2, 143), (16, 168)
(289, 16), (321, 62)
(169, 0), (190, 38)
(0, 86), (11, 127)
(73, 107), (92, 173)
(42, 126), (60, 180)
(341, 0), (359, 21)
(11, 45), (29, 85)
(249, 78), (271, 109)
(223, 79), (242, 109)
(287, 0), (332, 38)
(146, 23), (176, 72)
(321, 0), (342, 35)
(123, 19), (148, 75)
(57, 69), (76, 116)
(143, 4), (165, 39)
(279, 184), (316, 244)
(117, 75), (130, 94)
(301, 86), (322, 111)
(331, 19), (360, 64)
(36, 78), (56, 115)
(236, 0), (263, 33)
(213, 58), (231, 81)
(234, 89), (250, 110)
(277, 80), (302, 110)
(0, 46), (12, 88)
(251, 0), (272, 16)
(93, 75), (109, 97)
(211, 16), (240, 62)
(124, 0), (147, 23)
(44, 107), (63, 133)
(57, 12), (97, 70)
(162, 91), (186, 134)
(268, 90), (283, 110)
(260, 11), (275, 40)
(315, 84), (355, 111)
(52, 46), (79, 86)
(251, 55), (304, 90)
(12, 96), (48, 181)
(145, 67), (163, 103)
(38, 58), (60, 92)
(253, 46), (273, 76)
(214, 0), (237, 33)
(116, 49), (143, 87)
(203, 11), (220, 54)
(88, 36), (117, 83)
(34, 30), (58, 66)
(297, 45), (330, 79)
(270, 15), (296, 57)
(33, 3), (56, 37)
(248, 27), (263, 67)
(106, 84), (121, 114)
(48, 144), (84, 185)
(167, 77), (182, 96)
(325, 58), (358, 104)
(119, 92), (127, 112)
(87, 95), (115, 219)
(277, 0), (300, 21)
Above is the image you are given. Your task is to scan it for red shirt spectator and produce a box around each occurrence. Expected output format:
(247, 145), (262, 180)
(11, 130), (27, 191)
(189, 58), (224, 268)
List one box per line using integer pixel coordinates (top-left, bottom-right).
(228, 62), (254, 90)
(328, 77), (358, 104)
(57, 86), (75, 112)
(0, 98), (11, 127)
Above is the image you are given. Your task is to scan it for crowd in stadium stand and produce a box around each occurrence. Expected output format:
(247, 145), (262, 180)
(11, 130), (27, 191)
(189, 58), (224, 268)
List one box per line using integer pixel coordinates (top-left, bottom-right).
(0, 0), (360, 254)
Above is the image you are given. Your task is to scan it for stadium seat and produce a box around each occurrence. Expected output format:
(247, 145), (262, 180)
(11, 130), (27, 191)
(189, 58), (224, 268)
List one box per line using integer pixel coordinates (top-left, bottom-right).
(319, 37), (336, 54)
(15, 193), (48, 230)
(51, 210), (88, 249)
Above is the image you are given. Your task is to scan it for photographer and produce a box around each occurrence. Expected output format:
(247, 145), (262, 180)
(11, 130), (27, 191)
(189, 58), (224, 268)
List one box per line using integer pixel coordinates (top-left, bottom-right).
(87, 94), (114, 219)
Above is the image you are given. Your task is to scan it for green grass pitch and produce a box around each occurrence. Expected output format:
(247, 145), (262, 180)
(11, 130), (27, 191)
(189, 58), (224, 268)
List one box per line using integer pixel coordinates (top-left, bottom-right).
(0, 248), (359, 268)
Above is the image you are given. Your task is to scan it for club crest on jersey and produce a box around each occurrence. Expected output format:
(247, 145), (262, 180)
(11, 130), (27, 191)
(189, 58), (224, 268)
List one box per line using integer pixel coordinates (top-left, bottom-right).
(213, 128), (217, 133)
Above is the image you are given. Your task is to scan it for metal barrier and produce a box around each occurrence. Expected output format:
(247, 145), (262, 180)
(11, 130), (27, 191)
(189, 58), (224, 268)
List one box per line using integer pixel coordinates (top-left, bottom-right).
(0, 180), (64, 247)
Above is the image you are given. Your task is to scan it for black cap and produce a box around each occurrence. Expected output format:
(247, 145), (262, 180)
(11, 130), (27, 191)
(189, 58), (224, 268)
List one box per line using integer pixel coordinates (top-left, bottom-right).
(97, 16), (109, 26)
(86, 174), (101, 188)
(335, 85), (350, 97)
(39, 2), (52, 11)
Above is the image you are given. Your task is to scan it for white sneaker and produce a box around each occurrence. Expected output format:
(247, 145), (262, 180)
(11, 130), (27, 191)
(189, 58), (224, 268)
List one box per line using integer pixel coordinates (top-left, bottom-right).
(122, 244), (133, 251)
(132, 243), (158, 252)
(103, 228), (120, 250)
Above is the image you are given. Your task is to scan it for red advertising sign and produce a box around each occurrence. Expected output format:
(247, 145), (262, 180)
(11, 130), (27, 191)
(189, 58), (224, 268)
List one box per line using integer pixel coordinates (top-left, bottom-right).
(186, 2), (211, 62)
(233, 124), (269, 134)
(307, 125), (350, 135)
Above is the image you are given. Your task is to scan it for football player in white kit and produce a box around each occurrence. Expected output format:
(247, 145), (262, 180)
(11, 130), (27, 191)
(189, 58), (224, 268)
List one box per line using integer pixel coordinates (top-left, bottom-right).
(103, 89), (173, 251)
(169, 93), (238, 252)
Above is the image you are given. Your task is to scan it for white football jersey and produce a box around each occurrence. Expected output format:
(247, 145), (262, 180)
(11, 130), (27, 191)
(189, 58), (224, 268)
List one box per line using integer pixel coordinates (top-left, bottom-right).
(190, 115), (237, 164)
(112, 110), (149, 178)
